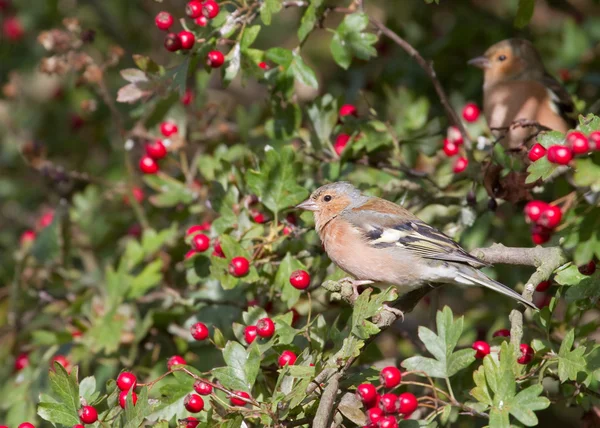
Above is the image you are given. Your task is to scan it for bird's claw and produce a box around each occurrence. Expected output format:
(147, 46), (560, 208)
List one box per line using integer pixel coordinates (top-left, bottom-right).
(383, 304), (405, 322)
(339, 278), (374, 302)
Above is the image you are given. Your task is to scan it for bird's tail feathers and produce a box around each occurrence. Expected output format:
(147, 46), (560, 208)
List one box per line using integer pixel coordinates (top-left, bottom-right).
(456, 269), (538, 310)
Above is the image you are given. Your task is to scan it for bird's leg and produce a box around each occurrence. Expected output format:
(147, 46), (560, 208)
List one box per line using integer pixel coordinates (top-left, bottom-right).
(382, 304), (405, 322)
(339, 277), (374, 301)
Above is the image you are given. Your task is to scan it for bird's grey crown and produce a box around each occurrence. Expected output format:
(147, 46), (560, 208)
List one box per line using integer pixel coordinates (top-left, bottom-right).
(310, 181), (369, 207)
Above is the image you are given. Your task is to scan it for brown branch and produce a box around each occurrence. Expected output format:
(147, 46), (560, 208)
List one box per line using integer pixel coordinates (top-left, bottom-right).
(313, 372), (341, 428)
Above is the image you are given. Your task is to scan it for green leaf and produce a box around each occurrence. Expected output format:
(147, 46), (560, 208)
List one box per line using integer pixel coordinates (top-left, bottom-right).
(144, 174), (195, 207)
(297, 0), (323, 42)
(123, 387), (152, 428)
(555, 265), (600, 302)
(266, 47), (293, 67)
(38, 363), (80, 426)
(509, 384), (550, 426)
(514, 0), (535, 28)
(471, 364), (492, 406)
(128, 259), (163, 298)
(573, 158), (600, 191)
(557, 329), (587, 382)
(260, 0), (282, 25)
(290, 52), (318, 89)
(306, 94), (338, 153)
(214, 342), (261, 392)
(241, 26), (261, 50)
(330, 13), (377, 69)
(146, 376), (195, 422)
(223, 44), (241, 88)
(37, 403), (80, 426)
(402, 356), (445, 378)
(31, 212), (60, 263)
(525, 156), (557, 183)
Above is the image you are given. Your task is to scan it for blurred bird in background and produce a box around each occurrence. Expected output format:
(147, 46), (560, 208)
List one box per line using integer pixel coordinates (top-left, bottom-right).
(469, 38), (576, 150)
(297, 182), (537, 313)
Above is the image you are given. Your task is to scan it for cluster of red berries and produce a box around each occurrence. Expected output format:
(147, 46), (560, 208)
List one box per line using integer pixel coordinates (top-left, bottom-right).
(474, 332), (535, 365)
(244, 317), (275, 344)
(116, 371), (139, 408)
(19, 209), (55, 247)
(1, 1), (24, 42)
(524, 200), (562, 244)
(356, 366), (418, 427)
(528, 131), (600, 164)
(139, 121), (178, 174)
(185, 223), (212, 258)
(334, 103), (358, 156)
(154, 2), (225, 68)
(440, 125), (468, 173)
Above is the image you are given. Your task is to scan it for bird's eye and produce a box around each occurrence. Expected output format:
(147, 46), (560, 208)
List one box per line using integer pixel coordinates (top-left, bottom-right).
(323, 195), (332, 202)
(498, 55), (507, 62)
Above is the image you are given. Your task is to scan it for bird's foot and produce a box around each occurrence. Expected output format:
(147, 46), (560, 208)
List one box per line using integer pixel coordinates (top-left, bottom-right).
(383, 304), (405, 322)
(339, 278), (374, 302)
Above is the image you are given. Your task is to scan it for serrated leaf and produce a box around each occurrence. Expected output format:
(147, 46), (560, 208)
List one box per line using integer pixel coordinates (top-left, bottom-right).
(557, 329), (587, 382)
(525, 156), (557, 183)
(508, 384), (550, 426)
(402, 356), (445, 378)
(290, 52), (318, 89)
(128, 259), (163, 298)
(260, 0), (282, 25)
(330, 13), (377, 69)
(241, 26), (261, 50)
(37, 403), (80, 426)
(123, 387), (152, 428)
(573, 158), (600, 191)
(297, 1), (323, 42)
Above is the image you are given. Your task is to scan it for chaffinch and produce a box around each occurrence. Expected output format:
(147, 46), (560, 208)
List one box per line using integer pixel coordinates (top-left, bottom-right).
(469, 38), (575, 150)
(297, 182), (537, 310)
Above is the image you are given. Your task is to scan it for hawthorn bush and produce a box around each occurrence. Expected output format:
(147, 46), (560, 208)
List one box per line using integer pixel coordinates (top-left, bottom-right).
(1, 1), (600, 427)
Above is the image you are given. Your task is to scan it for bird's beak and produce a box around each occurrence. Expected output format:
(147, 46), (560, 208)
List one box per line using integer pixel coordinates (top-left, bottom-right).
(468, 56), (491, 69)
(296, 199), (319, 211)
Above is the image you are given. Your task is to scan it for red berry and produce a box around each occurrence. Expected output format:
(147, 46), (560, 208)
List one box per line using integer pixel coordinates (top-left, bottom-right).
(453, 156), (468, 173)
(278, 350), (297, 367)
(20, 230), (36, 245)
(18, 424), (35, 428)
(380, 366), (402, 389)
(190, 322), (210, 341)
(178, 30), (195, 50)
(528, 143), (546, 162)
(155, 11), (174, 31)
(589, 131), (600, 151)
(536, 280), (551, 292)
(379, 416), (398, 428)
(182, 89), (193, 105)
(524, 200), (549, 223)
(339, 104), (358, 117)
(202, 0), (220, 19)
(334, 133), (351, 156)
(538, 205), (562, 229)
(184, 394), (204, 413)
(14, 352), (29, 371)
(207, 50), (225, 68)
(546, 145), (572, 165)
(185, 417), (199, 428)
(192, 234), (210, 252)
(160, 121), (178, 137)
(146, 140), (167, 160)
(186, 1), (203, 18)
(256, 317), (275, 338)
(472, 341), (491, 359)
(167, 355), (187, 370)
(442, 138), (459, 156)
(74, 425), (85, 428)
(379, 393), (398, 413)
(185, 249), (197, 259)
(3, 16), (23, 41)
(447, 126), (463, 145)
(229, 256), (250, 277)
(139, 156), (159, 174)
(258, 61), (269, 70)
(51, 355), (70, 371)
(517, 343), (534, 364)
(194, 380), (213, 395)
(116, 372), (137, 391)
(289, 270), (310, 290)
(398, 392), (418, 415)
(493, 329), (510, 338)
(244, 325), (258, 344)
(251, 211), (267, 223)
(124, 186), (145, 205)
(578, 261), (596, 276)
(119, 390), (138, 408)
(195, 16), (209, 26)
(462, 102), (480, 122)
(230, 390), (250, 406)
(356, 383), (377, 404)
(38, 211), (54, 229)
(283, 226), (292, 235)
(566, 131), (589, 155)
(79, 406), (98, 424)
(531, 224), (552, 245)
(212, 240), (225, 258)
(187, 223), (210, 236)
(164, 32), (182, 52)
(366, 407), (384, 423)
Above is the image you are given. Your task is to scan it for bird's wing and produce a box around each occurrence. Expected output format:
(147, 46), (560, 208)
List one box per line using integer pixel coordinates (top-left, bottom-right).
(346, 200), (489, 268)
(541, 73), (577, 128)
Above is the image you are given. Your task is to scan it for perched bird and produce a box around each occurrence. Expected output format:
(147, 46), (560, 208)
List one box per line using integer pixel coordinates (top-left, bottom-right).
(469, 38), (575, 150)
(297, 182), (537, 310)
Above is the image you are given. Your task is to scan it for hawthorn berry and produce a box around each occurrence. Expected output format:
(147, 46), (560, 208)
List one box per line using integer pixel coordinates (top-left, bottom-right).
(164, 32), (182, 52)
(566, 131), (589, 154)
(278, 350), (297, 367)
(378, 416), (398, 428)
(589, 131), (600, 150)
(182, 90), (193, 105)
(190, 322), (210, 340)
(517, 343), (534, 364)
(124, 186), (145, 205)
(145, 140), (167, 160)
(187, 223), (211, 236)
(116, 372), (137, 391)
(531, 224), (552, 245)
(192, 233), (210, 252)
(14, 352), (29, 371)
(194, 380), (213, 395)
(339, 104), (358, 117)
(207, 50), (225, 68)
(538, 205), (562, 229)
(258, 61), (269, 70)
(178, 30), (195, 50)
(195, 16), (209, 27)
(334, 134), (350, 156)
(528, 143), (546, 162)
(493, 329), (510, 337)
(185, 249), (197, 259)
(167, 355), (187, 369)
(212, 240), (225, 258)
(202, 0), (220, 19)
(79, 405), (98, 424)
(447, 125), (463, 145)
(380, 366), (402, 388)
(524, 200), (549, 223)
(51, 355), (70, 371)
(546, 145), (572, 165)
(379, 393), (398, 413)
(398, 392), (418, 415)
(578, 261), (596, 276)
(472, 340), (491, 359)
(20, 230), (36, 245)
(186, 0), (203, 18)
(289, 270), (310, 290)
(118, 390), (138, 408)
(256, 317), (275, 338)
(18, 424), (35, 428)
(160, 121), (178, 137)
(251, 211), (267, 223)
(155, 11), (174, 31)
(442, 138), (459, 156)
(139, 156), (159, 174)
(356, 383), (377, 404)
(230, 390), (250, 406)
(536, 280), (551, 292)
(462, 102), (480, 122)
(453, 156), (468, 173)
(3, 16), (23, 41)
(366, 407), (384, 424)
(38, 211), (54, 229)
(184, 394), (204, 413)
(74, 425), (85, 428)
(185, 417), (199, 428)
(244, 325), (258, 344)
(229, 256), (250, 277)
